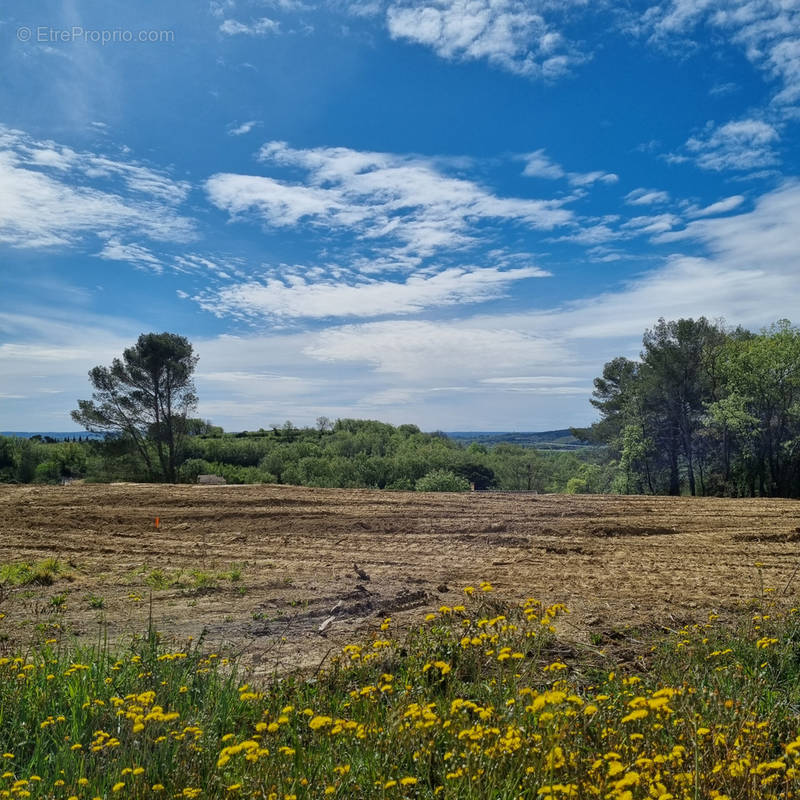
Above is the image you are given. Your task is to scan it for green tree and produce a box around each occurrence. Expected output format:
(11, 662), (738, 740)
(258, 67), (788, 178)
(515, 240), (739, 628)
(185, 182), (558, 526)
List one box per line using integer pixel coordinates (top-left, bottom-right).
(712, 321), (800, 496)
(639, 318), (727, 495)
(71, 332), (198, 482)
(415, 469), (471, 492)
(454, 462), (495, 490)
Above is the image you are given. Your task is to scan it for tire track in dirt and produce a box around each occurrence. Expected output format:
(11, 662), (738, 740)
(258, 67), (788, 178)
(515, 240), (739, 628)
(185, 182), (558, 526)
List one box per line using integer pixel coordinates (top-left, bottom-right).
(1, 484), (799, 671)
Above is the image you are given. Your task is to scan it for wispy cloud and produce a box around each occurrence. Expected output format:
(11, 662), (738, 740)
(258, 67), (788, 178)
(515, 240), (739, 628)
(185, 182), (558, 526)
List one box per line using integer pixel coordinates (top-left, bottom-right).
(206, 141), (573, 262)
(97, 240), (164, 272)
(521, 149), (618, 185)
(227, 120), (261, 136)
(568, 170), (619, 187)
(709, 81), (738, 96)
(305, 318), (569, 380)
(385, 0), (590, 80)
(655, 180), (800, 269)
(637, 0), (800, 114)
(5, 184), (800, 431)
(680, 118), (781, 172)
(209, 0), (236, 18)
(480, 373), (581, 385)
(686, 194), (745, 218)
(512, 183), (800, 341)
(219, 17), (280, 36)
(195, 265), (547, 320)
(625, 187), (670, 205)
(0, 127), (194, 250)
(620, 213), (681, 235)
(521, 149), (565, 179)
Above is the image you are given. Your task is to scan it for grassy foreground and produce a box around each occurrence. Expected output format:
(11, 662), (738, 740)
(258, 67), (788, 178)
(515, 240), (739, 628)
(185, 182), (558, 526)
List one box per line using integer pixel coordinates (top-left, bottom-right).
(2, 586), (800, 799)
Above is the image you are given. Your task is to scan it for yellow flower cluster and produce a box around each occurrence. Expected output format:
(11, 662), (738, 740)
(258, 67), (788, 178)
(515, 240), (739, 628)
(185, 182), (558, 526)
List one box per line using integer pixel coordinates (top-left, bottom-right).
(3, 590), (800, 799)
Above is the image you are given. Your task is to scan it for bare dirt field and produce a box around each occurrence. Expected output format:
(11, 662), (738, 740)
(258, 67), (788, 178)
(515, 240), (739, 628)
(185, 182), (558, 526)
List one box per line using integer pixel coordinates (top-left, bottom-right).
(1, 483), (800, 672)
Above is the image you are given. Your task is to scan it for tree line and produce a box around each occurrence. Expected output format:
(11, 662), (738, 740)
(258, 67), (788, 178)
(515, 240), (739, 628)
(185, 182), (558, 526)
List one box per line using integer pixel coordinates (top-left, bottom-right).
(14, 330), (599, 492)
(575, 318), (800, 497)
(0, 420), (609, 493)
(8, 319), (797, 496)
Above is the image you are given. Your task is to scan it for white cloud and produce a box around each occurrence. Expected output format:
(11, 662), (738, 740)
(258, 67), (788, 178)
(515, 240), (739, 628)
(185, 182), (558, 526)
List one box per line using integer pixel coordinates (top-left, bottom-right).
(529, 181), (800, 339)
(686, 194), (745, 218)
(0, 312), (146, 428)
(521, 149), (565, 179)
(683, 118), (780, 171)
(195, 265), (547, 320)
(209, 1), (236, 18)
(638, 1), (800, 114)
(655, 180), (800, 266)
(27, 147), (76, 170)
(219, 17), (280, 35)
(567, 170), (618, 187)
(709, 81), (738, 96)
(172, 253), (246, 279)
(227, 120), (260, 136)
(521, 149), (618, 185)
(385, 0), (589, 80)
(0, 141), (194, 250)
(480, 375), (592, 397)
(85, 157), (190, 203)
(480, 375), (581, 384)
(0, 130), (190, 205)
(555, 222), (619, 245)
(263, 0), (313, 9)
(97, 240), (164, 272)
(526, 256), (783, 340)
(620, 213), (681, 235)
(6, 180), (800, 432)
(625, 187), (670, 205)
(206, 141), (573, 260)
(206, 173), (345, 226)
(305, 318), (570, 380)
(0, 127), (194, 252)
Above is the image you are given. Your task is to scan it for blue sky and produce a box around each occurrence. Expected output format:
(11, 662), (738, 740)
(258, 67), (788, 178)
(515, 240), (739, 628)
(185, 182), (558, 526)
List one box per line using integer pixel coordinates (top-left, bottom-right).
(1, 0), (799, 431)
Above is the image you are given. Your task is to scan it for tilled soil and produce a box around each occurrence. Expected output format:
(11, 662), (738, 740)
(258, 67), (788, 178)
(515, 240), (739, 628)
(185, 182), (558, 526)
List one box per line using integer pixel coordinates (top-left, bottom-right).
(1, 483), (799, 673)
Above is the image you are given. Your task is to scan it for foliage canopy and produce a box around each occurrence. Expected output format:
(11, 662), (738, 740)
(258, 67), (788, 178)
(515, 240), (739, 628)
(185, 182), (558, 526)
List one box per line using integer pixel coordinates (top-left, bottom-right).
(71, 332), (198, 482)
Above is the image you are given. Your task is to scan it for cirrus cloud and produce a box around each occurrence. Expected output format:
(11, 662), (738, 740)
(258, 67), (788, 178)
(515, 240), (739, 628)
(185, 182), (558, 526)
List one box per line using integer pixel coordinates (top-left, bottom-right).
(206, 141), (574, 262)
(194, 264), (548, 320)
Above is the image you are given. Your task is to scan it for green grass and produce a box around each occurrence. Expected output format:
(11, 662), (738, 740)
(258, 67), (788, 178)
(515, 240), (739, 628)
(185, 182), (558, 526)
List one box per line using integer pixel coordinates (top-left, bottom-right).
(141, 566), (245, 593)
(2, 590), (800, 799)
(0, 558), (65, 587)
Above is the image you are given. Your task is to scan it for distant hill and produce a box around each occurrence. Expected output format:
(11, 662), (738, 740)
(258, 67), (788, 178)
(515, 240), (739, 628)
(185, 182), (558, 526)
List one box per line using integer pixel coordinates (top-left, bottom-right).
(444, 429), (591, 450)
(1, 431), (103, 441)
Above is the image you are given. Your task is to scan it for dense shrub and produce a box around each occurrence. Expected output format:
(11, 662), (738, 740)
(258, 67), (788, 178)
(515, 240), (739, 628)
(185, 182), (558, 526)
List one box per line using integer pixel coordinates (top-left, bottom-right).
(415, 469), (471, 492)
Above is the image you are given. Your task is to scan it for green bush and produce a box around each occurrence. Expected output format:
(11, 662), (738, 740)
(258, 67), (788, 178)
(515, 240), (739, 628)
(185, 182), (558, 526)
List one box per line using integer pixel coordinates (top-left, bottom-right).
(177, 458), (213, 483)
(178, 458), (273, 485)
(565, 476), (589, 494)
(33, 460), (62, 484)
(415, 469), (471, 492)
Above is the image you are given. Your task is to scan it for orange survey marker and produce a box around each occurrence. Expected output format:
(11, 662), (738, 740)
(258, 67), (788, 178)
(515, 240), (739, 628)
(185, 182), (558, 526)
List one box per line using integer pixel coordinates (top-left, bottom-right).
(155, 517), (160, 530)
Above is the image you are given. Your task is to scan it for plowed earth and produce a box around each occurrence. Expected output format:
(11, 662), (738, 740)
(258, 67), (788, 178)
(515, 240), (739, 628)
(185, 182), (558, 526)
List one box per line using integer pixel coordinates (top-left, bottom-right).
(1, 484), (799, 673)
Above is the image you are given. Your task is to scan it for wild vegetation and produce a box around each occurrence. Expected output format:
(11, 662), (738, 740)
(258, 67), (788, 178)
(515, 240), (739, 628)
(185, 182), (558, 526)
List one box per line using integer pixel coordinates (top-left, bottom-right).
(0, 421), (608, 493)
(3, 584), (800, 799)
